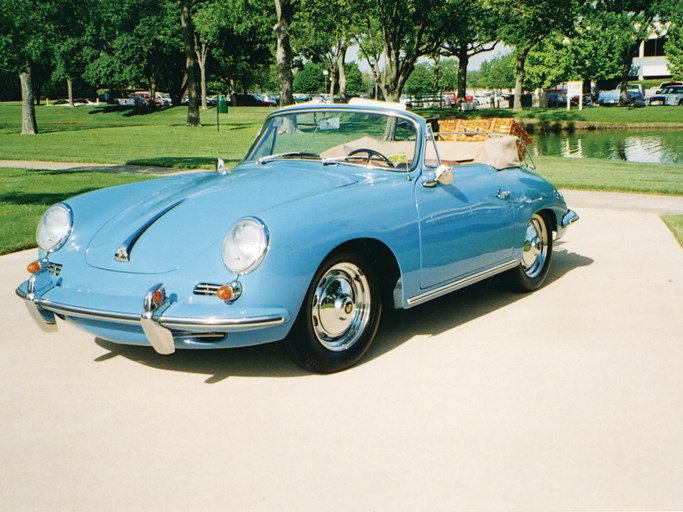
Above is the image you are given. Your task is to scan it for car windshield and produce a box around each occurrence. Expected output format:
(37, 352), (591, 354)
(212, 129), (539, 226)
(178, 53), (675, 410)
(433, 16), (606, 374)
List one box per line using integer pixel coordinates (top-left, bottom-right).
(243, 109), (419, 170)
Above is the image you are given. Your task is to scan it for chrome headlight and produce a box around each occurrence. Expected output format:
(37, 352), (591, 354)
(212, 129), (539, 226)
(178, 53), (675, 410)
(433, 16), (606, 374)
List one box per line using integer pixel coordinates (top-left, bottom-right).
(222, 217), (269, 275)
(36, 203), (73, 253)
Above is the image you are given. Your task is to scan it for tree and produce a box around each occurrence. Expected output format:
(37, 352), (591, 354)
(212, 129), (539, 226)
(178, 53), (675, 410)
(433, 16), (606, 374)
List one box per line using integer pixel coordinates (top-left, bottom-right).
(355, 0), (459, 101)
(486, 0), (579, 110)
(441, 0), (498, 102)
(478, 52), (515, 91)
(0, 0), (61, 134)
(591, 0), (679, 105)
(293, 62), (324, 93)
(404, 62), (435, 98)
(178, 0), (200, 125)
(274, 0), (295, 106)
(665, 24), (683, 77)
(295, 0), (358, 101)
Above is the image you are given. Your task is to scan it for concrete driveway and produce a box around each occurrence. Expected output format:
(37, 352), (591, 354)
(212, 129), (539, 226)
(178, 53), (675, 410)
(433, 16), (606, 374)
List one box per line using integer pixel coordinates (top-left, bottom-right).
(1, 191), (682, 511)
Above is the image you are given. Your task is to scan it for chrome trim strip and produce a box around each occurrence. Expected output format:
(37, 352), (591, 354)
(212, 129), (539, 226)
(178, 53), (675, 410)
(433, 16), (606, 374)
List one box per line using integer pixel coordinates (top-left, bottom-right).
(407, 260), (519, 306)
(35, 299), (141, 324)
(31, 298), (285, 330)
(159, 315), (286, 330)
(115, 200), (185, 262)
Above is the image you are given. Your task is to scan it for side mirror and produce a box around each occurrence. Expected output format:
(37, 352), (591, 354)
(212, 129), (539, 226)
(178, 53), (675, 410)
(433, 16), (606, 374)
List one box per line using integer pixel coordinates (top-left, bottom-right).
(422, 164), (453, 188)
(216, 158), (228, 175)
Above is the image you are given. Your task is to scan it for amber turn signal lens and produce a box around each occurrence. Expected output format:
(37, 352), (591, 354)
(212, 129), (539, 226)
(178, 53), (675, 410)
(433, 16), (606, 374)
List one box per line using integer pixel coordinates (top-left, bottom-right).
(216, 285), (234, 301)
(27, 261), (42, 274)
(152, 289), (165, 305)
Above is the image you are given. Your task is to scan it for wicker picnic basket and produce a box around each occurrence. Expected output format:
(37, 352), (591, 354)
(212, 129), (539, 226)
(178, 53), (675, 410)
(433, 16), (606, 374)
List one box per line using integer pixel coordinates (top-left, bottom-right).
(437, 118), (533, 155)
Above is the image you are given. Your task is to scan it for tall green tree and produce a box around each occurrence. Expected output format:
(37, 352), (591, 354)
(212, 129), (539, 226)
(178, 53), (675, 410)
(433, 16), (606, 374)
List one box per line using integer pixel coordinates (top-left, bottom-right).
(665, 24), (683, 77)
(355, 0), (459, 101)
(592, 0), (678, 104)
(0, 0), (61, 133)
(440, 0), (499, 102)
(274, 0), (295, 105)
(485, 0), (579, 110)
(178, 0), (201, 125)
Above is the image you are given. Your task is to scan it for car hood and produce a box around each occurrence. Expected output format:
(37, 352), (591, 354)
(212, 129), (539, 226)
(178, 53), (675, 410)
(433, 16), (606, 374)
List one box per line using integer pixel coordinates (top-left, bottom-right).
(84, 163), (358, 273)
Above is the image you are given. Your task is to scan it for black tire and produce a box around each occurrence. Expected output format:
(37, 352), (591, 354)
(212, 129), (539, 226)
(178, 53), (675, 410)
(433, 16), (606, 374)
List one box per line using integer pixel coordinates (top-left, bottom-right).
(505, 212), (553, 293)
(285, 252), (382, 373)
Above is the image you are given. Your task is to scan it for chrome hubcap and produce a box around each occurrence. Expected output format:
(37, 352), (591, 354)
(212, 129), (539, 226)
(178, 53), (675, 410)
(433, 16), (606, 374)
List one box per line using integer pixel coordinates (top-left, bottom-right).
(311, 262), (371, 352)
(521, 214), (548, 278)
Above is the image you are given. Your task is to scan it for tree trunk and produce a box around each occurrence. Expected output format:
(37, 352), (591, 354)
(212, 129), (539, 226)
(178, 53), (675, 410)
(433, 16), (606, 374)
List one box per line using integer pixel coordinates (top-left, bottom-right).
(196, 41), (208, 110)
(20, 66), (38, 135)
(513, 48), (530, 112)
(178, 0), (200, 126)
(618, 43), (638, 106)
(457, 49), (469, 104)
(67, 78), (74, 107)
(274, 0), (294, 106)
(337, 45), (348, 103)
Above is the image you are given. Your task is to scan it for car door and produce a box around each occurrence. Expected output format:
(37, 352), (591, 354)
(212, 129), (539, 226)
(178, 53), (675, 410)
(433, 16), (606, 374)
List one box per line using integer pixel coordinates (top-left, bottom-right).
(415, 163), (515, 289)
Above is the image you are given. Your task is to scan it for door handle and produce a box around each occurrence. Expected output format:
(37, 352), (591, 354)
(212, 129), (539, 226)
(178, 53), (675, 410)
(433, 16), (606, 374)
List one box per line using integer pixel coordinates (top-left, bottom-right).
(496, 189), (511, 200)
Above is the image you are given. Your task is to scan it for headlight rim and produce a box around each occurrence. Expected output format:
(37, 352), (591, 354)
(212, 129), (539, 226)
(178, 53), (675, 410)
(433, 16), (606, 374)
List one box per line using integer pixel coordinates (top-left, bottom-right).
(222, 216), (270, 275)
(36, 203), (73, 253)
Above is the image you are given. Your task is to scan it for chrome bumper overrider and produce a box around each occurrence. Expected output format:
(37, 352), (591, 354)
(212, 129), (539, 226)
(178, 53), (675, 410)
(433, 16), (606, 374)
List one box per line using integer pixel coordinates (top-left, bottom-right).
(16, 271), (287, 355)
(556, 209), (579, 240)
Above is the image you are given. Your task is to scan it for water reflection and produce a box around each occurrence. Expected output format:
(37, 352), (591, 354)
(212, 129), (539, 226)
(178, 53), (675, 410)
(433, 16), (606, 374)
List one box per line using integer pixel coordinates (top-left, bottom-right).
(532, 130), (683, 164)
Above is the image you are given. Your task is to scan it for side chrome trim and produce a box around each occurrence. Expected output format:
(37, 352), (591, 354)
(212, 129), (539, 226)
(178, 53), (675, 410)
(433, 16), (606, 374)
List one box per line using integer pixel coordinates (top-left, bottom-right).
(407, 260), (518, 307)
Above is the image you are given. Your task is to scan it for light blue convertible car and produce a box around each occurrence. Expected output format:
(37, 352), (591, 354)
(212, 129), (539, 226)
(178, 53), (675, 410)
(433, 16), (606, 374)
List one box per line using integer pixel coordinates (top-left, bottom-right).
(17, 100), (578, 373)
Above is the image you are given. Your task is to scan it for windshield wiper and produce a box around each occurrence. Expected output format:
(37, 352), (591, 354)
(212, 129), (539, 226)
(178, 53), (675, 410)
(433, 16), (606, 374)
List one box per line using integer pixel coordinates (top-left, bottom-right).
(258, 152), (321, 164)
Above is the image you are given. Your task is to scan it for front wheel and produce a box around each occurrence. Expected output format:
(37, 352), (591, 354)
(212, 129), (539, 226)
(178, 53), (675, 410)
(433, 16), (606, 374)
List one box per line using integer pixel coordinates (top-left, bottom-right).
(505, 212), (553, 293)
(285, 252), (382, 373)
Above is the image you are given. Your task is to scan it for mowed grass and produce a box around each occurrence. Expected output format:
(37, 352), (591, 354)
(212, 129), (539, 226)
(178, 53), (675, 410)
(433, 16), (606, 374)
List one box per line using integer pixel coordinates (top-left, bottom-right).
(0, 168), (151, 254)
(533, 156), (683, 196)
(0, 102), (269, 168)
(1, 101), (682, 253)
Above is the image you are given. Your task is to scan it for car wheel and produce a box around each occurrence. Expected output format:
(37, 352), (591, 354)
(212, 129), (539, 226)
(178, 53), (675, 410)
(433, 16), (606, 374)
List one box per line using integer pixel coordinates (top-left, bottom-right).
(285, 252), (382, 373)
(505, 212), (553, 293)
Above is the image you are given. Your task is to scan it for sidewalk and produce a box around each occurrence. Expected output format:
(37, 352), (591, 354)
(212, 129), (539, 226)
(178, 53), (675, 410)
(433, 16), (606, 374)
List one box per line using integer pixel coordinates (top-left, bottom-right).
(0, 159), (192, 175)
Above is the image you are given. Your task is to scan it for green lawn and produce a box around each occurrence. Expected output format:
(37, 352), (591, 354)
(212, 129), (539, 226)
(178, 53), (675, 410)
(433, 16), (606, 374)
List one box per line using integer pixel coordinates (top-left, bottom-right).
(0, 168), (151, 254)
(1, 101), (682, 254)
(0, 102), (269, 168)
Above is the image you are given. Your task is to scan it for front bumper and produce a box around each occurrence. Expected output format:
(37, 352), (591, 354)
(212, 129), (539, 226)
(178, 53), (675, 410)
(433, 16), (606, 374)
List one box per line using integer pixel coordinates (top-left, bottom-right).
(16, 269), (289, 354)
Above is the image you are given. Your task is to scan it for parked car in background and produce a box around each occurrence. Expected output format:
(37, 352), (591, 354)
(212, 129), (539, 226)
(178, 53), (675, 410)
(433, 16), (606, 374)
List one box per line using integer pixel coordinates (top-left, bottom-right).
(233, 93), (276, 106)
(443, 91), (474, 107)
(155, 93), (172, 106)
(17, 99), (578, 373)
(49, 98), (99, 107)
(597, 84), (644, 106)
(648, 85), (683, 106)
(645, 80), (683, 101)
(546, 89), (568, 107)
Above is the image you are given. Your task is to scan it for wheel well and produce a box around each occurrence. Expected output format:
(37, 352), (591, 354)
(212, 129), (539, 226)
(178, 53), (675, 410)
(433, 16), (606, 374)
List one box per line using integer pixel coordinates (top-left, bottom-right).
(539, 208), (558, 233)
(328, 239), (401, 307)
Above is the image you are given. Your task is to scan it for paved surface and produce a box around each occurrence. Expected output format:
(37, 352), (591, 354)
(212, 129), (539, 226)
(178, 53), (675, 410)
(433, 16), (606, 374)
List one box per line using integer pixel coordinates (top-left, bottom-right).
(0, 159), (190, 174)
(1, 191), (683, 511)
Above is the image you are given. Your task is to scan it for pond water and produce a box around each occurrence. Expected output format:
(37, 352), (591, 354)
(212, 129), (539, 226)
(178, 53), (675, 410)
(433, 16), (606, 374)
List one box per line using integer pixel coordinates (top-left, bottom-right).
(531, 130), (683, 165)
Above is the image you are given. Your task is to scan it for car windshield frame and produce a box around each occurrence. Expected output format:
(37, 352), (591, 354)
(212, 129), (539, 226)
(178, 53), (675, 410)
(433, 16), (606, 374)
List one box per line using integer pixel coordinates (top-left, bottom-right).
(241, 105), (424, 173)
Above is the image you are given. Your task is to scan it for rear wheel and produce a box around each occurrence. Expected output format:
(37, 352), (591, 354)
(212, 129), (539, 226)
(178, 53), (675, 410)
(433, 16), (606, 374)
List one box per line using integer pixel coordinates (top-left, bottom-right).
(285, 252), (382, 373)
(506, 212), (553, 292)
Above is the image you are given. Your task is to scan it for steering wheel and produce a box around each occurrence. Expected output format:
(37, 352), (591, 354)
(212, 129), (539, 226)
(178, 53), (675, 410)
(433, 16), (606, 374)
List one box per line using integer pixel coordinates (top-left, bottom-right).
(347, 148), (395, 167)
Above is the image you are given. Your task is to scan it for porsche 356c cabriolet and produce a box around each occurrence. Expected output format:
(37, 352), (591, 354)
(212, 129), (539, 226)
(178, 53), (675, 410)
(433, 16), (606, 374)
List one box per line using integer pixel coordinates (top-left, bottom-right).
(17, 99), (578, 373)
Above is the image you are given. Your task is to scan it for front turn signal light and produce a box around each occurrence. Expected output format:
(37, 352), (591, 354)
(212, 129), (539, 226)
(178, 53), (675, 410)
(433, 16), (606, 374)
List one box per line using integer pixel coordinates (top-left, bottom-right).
(216, 285), (234, 302)
(27, 261), (42, 274)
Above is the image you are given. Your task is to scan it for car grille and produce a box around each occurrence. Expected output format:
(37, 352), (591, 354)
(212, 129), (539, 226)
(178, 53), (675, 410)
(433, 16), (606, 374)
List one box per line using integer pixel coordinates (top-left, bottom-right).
(193, 283), (221, 296)
(47, 262), (63, 276)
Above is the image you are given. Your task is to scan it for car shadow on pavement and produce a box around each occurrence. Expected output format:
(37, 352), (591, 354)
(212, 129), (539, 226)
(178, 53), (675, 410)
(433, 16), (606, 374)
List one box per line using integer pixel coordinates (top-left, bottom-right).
(94, 243), (593, 383)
